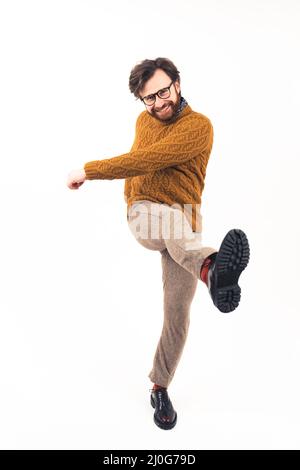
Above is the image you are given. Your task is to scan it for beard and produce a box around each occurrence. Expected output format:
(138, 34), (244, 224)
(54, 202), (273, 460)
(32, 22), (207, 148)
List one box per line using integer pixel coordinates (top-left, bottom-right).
(150, 91), (182, 124)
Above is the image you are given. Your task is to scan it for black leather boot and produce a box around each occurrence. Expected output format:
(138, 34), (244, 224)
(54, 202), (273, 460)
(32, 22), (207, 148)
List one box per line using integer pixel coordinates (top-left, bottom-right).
(150, 388), (177, 430)
(207, 228), (250, 313)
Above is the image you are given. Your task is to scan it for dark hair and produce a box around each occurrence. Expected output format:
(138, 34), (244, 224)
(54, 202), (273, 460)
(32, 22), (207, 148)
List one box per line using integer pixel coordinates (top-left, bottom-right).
(129, 57), (181, 100)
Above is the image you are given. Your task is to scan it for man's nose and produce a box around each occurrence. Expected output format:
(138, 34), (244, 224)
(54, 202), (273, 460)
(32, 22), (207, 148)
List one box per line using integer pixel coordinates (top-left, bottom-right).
(155, 96), (167, 109)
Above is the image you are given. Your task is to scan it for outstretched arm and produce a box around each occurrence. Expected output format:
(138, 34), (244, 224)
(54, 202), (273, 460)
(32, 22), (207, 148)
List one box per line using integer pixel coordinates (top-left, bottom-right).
(83, 117), (213, 180)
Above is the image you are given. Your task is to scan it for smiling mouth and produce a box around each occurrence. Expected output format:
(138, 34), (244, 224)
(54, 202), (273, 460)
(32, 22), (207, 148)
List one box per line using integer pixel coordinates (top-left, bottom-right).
(157, 105), (170, 113)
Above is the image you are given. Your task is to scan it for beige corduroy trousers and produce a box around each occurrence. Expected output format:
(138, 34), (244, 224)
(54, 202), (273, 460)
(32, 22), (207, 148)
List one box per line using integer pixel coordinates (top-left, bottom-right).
(127, 200), (216, 388)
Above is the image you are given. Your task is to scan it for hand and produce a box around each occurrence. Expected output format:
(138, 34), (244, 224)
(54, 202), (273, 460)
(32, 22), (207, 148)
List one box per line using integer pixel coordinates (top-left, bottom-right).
(66, 169), (86, 190)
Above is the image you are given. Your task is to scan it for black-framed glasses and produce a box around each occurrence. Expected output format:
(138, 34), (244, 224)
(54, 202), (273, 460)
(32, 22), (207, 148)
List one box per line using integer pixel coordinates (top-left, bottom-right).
(140, 81), (173, 106)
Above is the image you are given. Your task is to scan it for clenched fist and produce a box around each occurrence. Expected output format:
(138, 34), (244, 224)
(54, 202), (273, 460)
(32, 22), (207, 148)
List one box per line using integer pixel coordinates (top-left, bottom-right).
(66, 169), (86, 190)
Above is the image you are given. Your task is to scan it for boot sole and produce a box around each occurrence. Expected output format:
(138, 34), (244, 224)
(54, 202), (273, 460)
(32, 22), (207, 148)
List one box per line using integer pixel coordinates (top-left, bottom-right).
(212, 228), (250, 313)
(150, 395), (177, 430)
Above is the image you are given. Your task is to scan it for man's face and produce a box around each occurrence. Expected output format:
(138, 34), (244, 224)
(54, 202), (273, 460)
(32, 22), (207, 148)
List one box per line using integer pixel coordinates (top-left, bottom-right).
(139, 68), (181, 124)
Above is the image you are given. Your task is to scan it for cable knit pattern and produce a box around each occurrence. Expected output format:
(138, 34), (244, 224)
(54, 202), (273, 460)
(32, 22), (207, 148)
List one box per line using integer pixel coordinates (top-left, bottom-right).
(83, 100), (213, 232)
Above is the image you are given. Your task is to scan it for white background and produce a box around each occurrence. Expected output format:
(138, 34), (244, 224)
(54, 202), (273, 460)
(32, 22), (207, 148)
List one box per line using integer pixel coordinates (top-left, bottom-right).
(0, 0), (299, 450)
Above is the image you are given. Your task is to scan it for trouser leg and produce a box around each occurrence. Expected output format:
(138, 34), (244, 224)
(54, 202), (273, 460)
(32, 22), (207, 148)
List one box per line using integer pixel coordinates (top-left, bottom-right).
(127, 202), (217, 387)
(148, 248), (198, 388)
(160, 207), (217, 279)
(127, 202), (217, 277)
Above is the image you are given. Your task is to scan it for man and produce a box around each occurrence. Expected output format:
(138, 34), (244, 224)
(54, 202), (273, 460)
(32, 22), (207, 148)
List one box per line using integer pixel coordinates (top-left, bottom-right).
(66, 57), (250, 431)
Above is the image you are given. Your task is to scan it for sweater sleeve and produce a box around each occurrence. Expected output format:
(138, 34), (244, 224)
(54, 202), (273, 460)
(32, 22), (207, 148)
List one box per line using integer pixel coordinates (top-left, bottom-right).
(84, 117), (213, 180)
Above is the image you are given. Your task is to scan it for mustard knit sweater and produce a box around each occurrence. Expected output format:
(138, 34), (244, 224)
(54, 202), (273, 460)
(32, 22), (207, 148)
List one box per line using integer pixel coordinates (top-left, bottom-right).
(83, 103), (213, 232)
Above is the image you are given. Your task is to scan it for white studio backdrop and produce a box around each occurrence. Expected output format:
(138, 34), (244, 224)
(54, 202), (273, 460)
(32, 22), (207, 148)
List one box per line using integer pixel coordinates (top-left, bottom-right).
(0, 0), (299, 450)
